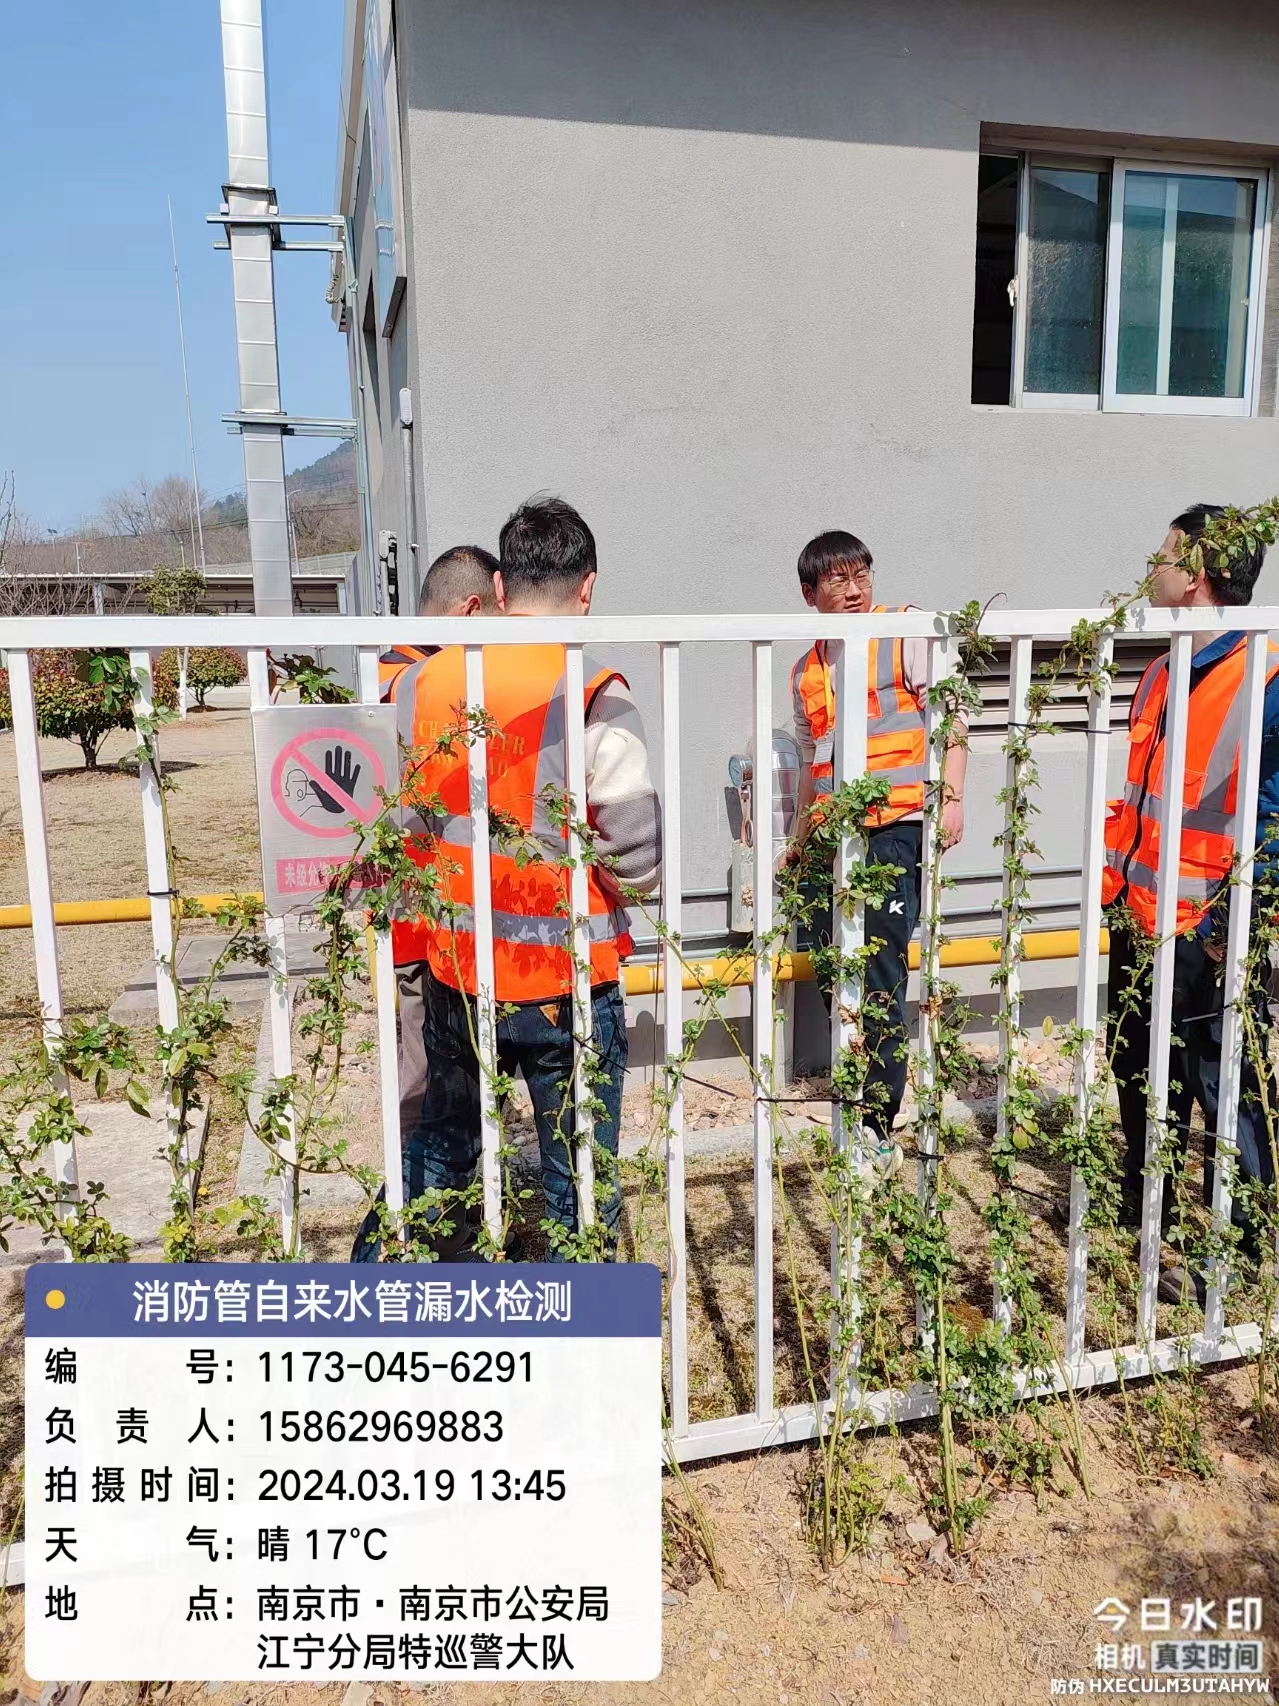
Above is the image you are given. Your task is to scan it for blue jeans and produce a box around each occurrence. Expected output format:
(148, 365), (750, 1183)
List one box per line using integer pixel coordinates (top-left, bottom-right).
(800, 821), (922, 1141)
(354, 968), (627, 1261)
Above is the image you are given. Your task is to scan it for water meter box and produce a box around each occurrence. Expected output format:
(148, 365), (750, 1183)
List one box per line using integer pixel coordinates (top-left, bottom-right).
(729, 731), (802, 934)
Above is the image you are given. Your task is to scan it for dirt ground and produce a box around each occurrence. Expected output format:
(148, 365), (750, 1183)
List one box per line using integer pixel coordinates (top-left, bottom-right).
(0, 708), (261, 1018)
(4, 705), (1279, 1702)
(2, 1357), (1277, 1706)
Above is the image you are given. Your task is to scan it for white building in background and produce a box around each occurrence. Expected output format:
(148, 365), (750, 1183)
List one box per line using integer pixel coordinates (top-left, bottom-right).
(330, 0), (1279, 1056)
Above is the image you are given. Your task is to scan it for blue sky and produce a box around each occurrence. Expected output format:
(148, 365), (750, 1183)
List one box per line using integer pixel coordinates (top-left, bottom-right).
(0, 0), (350, 532)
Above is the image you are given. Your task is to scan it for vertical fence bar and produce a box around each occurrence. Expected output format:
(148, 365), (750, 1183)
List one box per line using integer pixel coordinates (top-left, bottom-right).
(1138, 631), (1192, 1338)
(130, 648), (186, 1188)
(751, 640), (776, 1422)
(1066, 635), (1113, 1364)
(915, 634), (950, 1338)
(829, 633), (869, 1396)
(994, 637), (1033, 1332)
(9, 650), (79, 1248)
(464, 644), (502, 1244)
(358, 648), (404, 1225)
(660, 643), (690, 1437)
(1204, 632), (1269, 1343)
(563, 645), (597, 1230)
(247, 649), (298, 1254)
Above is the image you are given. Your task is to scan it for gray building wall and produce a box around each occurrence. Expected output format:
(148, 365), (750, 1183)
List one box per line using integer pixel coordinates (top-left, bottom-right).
(347, 0), (1279, 918)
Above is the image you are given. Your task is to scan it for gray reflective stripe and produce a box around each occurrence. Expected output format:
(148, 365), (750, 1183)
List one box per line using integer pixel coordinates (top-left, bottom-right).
(1130, 656), (1167, 723)
(1196, 641), (1261, 811)
(792, 653), (811, 724)
(392, 657), (439, 836)
(1180, 803), (1235, 837)
(528, 668), (571, 844)
(394, 657), (433, 754)
(813, 775), (833, 797)
(869, 705), (924, 739)
(868, 612), (924, 747)
(873, 762), (925, 787)
(872, 628), (900, 697)
(443, 905), (625, 947)
(1116, 854), (1212, 902)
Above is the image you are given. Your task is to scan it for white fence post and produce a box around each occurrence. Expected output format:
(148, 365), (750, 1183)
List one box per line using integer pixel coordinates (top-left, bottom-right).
(358, 648), (405, 1235)
(8, 650), (80, 1250)
(829, 635), (869, 1396)
(564, 645), (597, 1233)
(994, 637), (1034, 1332)
(914, 632), (952, 1339)
(1066, 635), (1113, 1365)
(1137, 632), (1193, 1337)
(660, 643), (689, 1438)
(247, 647), (298, 1256)
(129, 648), (187, 1192)
(463, 644), (502, 1247)
(1204, 632), (1269, 1343)
(751, 640), (776, 1423)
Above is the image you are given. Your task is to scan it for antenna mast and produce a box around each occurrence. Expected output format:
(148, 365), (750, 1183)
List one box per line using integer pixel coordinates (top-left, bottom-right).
(168, 195), (207, 573)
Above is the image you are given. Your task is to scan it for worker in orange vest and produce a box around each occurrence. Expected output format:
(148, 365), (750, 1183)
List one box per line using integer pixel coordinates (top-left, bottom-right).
(379, 547), (499, 1141)
(1103, 503), (1279, 1305)
(364, 498), (661, 1261)
(352, 547), (499, 1263)
(785, 531), (968, 1158)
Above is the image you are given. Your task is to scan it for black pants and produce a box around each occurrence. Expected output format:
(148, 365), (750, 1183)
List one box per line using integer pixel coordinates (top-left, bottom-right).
(1107, 921), (1277, 1251)
(802, 821), (923, 1142)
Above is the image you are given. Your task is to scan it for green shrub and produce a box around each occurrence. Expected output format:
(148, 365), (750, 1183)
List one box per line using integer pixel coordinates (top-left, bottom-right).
(159, 646), (247, 709)
(0, 649), (177, 769)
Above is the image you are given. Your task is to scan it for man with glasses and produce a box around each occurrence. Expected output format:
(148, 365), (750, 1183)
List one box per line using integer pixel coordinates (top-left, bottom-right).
(785, 530), (967, 1161)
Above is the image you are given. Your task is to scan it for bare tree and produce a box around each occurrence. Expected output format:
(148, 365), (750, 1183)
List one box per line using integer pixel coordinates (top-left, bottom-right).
(97, 476), (156, 539)
(150, 474), (207, 557)
(0, 477), (98, 616)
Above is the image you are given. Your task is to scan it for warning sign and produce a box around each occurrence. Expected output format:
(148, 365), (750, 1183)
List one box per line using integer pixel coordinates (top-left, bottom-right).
(251, 705), (399, 915)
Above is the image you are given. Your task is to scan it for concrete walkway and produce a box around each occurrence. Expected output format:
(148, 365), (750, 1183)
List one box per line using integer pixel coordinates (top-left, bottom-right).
(109, 929), (328, 1022)
(1, 1102), (202, 1268)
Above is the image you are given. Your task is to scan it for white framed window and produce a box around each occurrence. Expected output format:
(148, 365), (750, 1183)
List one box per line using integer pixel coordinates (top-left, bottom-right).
(971, 151), (1271, 415)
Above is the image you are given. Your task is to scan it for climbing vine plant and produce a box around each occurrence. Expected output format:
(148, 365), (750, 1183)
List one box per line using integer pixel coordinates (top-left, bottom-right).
(4, 496), (1279, 1571)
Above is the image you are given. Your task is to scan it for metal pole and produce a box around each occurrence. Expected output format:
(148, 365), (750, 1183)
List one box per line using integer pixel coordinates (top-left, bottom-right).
(168, 195), (207, 575)
(398, 387), (420, 612)
(9, 651), (80, 1251)
(219, 0), (291, 616)
(343, 218), (381, 616)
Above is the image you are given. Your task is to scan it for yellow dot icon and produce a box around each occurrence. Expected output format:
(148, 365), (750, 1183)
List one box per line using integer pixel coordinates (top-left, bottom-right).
(45, 1289), (66, 1310)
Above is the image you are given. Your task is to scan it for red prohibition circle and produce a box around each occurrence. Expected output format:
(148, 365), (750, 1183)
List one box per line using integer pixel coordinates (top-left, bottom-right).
(269, 726), (388, 841)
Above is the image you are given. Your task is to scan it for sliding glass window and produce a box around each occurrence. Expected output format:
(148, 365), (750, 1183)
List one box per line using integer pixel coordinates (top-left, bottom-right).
(1105, 165), (1264, 413)
(971, 151), (1269, 415)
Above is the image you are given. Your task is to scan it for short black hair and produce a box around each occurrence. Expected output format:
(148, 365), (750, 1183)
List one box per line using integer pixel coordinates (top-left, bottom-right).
(498, 496), (596, 599)
(797, 530), (873, 592)
(419, 545), (498, 614)
(1170, 503), (1266, 607)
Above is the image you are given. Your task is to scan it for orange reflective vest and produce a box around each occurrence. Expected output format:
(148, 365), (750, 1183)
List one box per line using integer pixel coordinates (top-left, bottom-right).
(791, 608), (927, 827)
(379, 644), (436, 704)
(1102, 636), (1279, 936)
(402, 644), (634, 1000)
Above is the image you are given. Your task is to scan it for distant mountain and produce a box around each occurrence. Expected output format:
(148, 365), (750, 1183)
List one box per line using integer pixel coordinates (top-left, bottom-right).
(205, 441), (356, 526)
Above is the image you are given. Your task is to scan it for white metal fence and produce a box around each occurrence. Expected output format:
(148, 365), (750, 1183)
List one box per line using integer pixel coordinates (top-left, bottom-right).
(4, 608), (1276, 1464)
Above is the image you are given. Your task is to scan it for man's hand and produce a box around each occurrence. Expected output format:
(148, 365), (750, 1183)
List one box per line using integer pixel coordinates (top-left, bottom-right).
(940, 792), (964, 851)
(1204, 937), (1226, 964)
(780, 834), (807, 871)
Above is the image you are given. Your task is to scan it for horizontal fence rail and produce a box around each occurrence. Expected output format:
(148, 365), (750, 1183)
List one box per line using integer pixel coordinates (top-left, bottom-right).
(4, 607), (1278, 1465)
